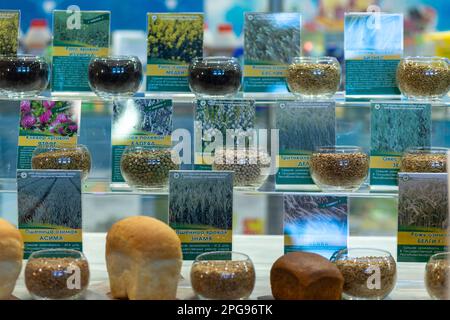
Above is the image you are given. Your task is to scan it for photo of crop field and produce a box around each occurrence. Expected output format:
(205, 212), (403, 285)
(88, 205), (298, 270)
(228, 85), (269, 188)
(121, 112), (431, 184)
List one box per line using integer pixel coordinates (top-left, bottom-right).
(169, 172), (233, 230)
(398, 174), (448, 229)
(0, 11), (19, 54)
(53, 11), (110, 47)
(18, 174), (81, 229)
(276, 103), (335, 152)
(244, 13), (301, 64)
(371, 104), (431, 153)
(147, 13), (203, 63)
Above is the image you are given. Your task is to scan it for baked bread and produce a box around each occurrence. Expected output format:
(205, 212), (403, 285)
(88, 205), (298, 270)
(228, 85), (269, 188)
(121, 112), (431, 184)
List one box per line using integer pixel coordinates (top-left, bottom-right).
(106, 216), (182, 300)
(270, 252), (344, 300)
(0, 219), (23, 300)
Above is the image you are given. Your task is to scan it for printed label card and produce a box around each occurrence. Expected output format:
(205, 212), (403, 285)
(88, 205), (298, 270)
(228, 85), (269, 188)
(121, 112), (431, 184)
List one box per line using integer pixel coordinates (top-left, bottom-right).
(52, 9), (111, 91)
(344, 13), (403, 96)
(397, 173), (448, 262)
(18, 170), (82, 258)
(146, 13), (203, 92)
(0, 10), (20, 54)
(244, 12), (301, 93)
(194, 99), (256, 170)
(284, 194), (348, 259)
(169, 171), (233, 260)
(111, 99), (173, 183)
(275, 101), (336, 188)
(17, 100), (82, 170)
(370, 102), (431, 186)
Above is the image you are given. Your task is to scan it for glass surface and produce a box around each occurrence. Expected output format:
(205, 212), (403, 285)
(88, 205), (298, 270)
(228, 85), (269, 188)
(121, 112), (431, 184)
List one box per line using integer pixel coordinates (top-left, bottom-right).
(425, 252), (450, 300)
(400, 146), (448, 173)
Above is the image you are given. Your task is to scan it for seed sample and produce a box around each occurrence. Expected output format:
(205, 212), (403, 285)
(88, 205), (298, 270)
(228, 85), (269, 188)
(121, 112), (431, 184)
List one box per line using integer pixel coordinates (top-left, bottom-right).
(212, 148), (271, 189)
(425, 255), (450, 300)
(400, 147), (447, 173)
(396, 57), (450, 100)
(310, 146), (369, 192)
(0, 55), (49, 97)
(287, 57), (341, 98)
(120, 147), (178, 190)
(88, 56), (143, 98)
(188, 57), (242, 97)
(31, 145), (91, 181)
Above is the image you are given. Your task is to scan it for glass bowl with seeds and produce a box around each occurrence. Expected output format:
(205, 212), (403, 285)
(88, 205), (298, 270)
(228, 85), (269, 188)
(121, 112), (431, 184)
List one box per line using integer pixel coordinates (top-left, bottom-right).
(400, 147), (448, 173)
(25, 249), (90, 300)
(212, 147), (272, 190)
(190, 251), (256, 300)
(396, 56), (450, 100)
(120, 146), (179, 190)
(330, 248), (397, 300)
(425, 252), (450, 300)
(310, 146), (369, 192)
(286, 56), (341, 99)
(31, 145), (92, 181)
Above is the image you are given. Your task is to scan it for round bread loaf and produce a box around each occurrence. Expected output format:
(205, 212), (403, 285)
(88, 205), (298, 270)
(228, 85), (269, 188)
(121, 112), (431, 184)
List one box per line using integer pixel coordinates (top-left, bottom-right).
(270, 252), (344, 300)
(0, 219), (23, 300)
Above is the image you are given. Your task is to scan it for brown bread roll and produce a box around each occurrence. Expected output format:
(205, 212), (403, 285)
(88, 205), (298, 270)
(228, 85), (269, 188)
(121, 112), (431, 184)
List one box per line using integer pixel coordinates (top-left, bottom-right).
(0, 219), (23, 300)
(270, 252), (344, 300)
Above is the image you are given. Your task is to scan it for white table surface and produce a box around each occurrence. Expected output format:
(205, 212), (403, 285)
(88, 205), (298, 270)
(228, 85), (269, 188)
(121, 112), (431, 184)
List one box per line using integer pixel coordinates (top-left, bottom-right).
(12, 234), (430, 300)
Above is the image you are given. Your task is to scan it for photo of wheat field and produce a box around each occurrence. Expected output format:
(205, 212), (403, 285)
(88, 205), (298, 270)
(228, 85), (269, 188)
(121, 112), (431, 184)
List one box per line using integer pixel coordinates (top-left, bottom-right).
(276, 102), (335, 152)
(169, 171), (233, 230)
(18, 171), (81, 229)
(398, 173), (448, 229)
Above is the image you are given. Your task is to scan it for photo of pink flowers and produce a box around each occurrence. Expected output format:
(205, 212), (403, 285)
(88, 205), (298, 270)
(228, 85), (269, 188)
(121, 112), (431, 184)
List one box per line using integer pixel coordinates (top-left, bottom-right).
(19, 100), (80, 137)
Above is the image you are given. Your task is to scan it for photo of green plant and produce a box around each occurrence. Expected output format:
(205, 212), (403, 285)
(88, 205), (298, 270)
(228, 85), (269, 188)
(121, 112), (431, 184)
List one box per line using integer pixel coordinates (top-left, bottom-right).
(371, 103), (431, 153)
(276, 102), (335, 152)
(169, 171), (233, 230)
(0, 11), (19, 54)
(18, 171), (82, 229)
(147, 13), (203, 63)
(398, 174), (448, 229)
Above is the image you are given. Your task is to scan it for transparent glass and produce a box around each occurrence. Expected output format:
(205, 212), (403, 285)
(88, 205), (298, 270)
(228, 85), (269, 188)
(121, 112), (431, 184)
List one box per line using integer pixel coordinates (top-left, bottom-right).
(25, 249), (90, 300)
(188, 56), (242, 97)
(396, 56), (450, 100)
(310, 146), (369, 192)
(330, 248), (397, 300)
(425, 252), (450, 300)
(31, 144), (92, 181)
(0, 54), (49, 97)
(287, 56), (341, 98)
(400, 147), (448, 173)
(88, 55), (143, 98)
(120, 146), (178, 190)
(212, 147), (271, 190)
(190, 251), (255, 300)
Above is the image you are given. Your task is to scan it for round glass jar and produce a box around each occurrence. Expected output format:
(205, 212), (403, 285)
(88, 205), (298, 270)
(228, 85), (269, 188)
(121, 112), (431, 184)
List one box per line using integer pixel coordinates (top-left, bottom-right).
(425, 252), (450, 300)
(400, 147), (447, 173)
(120, 146), (178, 190)
(31, 145), (92, 181)
(191, 251), (256, 300)
(212, 147), (271, 189)
(88, 55), (143, 98)
(310, 146), (369, 192)
(188, 56), (242, 97)
(0, 55), (49, 97)
(331, 248), (397, 300)
(25, 249), (90, 300)
(396, 56), (450, 100)
(286, 56), (341, 98)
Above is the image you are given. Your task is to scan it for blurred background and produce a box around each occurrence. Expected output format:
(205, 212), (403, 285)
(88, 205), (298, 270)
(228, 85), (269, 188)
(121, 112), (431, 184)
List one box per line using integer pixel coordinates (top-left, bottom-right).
(0, 0), (449, 236)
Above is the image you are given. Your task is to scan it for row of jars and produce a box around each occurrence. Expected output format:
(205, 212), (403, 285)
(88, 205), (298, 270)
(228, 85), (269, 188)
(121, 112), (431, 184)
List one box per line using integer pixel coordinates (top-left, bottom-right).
(1, 54), (449, 99)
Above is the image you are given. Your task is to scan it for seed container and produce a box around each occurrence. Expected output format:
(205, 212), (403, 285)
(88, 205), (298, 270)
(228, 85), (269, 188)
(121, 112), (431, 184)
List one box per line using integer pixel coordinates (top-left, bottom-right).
(25, 249), (90, 300)
(286, 56), (341, 98)
(190, 251), (255, 300)
(400, 147), (447, 173)
(396, 56), (450, 100)
(425, 252), (450, 300)
(331, 248), (397, 300)
(0, 55), (49, 97)
(188, 56), (242, 97)
(88, 55), (143, 98)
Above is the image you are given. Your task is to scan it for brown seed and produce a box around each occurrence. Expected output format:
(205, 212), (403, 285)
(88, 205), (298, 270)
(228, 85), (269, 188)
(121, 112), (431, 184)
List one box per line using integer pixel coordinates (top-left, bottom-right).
(287, 62), (340, 97)
(425, 259), (450, 300)
(400, 153), (447, 173)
